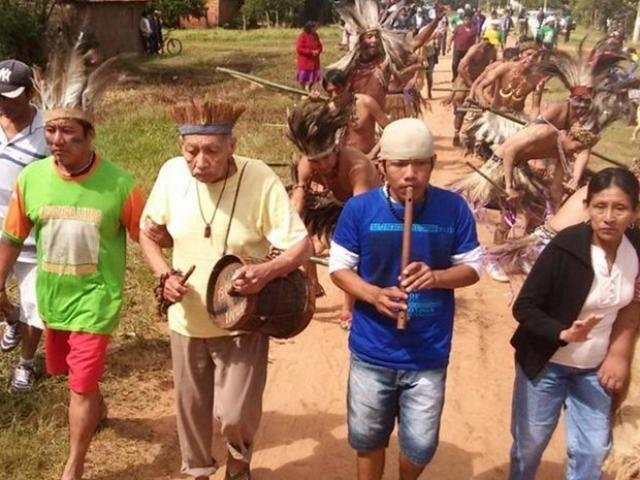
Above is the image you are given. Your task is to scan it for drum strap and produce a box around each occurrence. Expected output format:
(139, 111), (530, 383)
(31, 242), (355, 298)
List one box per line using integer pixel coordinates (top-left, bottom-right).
(222, 161), (248, 255)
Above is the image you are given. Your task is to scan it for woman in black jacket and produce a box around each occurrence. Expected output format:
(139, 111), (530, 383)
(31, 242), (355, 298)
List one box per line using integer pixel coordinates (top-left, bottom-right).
(509, 168), (640, 480)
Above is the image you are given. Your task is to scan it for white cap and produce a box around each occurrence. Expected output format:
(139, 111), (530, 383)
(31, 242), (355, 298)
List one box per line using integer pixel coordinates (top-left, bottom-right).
(380, 119), (435, 160)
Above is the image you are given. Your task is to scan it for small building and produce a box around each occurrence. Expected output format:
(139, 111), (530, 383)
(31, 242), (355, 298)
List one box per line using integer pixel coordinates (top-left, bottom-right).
(59, 0), (148, 57)
(180, 0), (242, 28)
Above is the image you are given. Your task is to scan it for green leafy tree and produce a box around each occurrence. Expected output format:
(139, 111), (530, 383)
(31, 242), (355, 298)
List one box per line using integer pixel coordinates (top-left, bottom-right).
(241, 0), (306, 27)
(572, 0), (636, 32)
(152, 0), (206, 27)
(0, 0), (53, 64)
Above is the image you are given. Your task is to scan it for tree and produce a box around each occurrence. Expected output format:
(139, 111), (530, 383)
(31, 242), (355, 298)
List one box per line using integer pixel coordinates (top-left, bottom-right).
(0, 0), (54, 64)
(152, 0), (206, 27)
(572, 0), (636, 33)
(241, 0), (305, 27)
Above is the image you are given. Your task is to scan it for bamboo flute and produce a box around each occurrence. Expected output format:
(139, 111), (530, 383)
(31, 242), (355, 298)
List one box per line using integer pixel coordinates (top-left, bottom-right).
(397, 186), (414, 330)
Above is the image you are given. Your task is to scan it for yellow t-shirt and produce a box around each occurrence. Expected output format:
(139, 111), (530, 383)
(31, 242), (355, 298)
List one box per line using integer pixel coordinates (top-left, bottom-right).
(142, 155), (308, 338)
(483, 28), (501, 46)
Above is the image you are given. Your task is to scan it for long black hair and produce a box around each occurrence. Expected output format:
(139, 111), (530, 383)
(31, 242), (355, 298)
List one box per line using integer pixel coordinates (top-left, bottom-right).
(322, 68), (347, 91)
(586, 167), (640, 209)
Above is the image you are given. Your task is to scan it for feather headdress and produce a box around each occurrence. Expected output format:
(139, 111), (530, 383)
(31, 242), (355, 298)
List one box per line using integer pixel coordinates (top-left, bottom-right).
(535, 38), (627, 131)
(535, 38), (622, 99)
(168, 97), (246, 135)
(329, 0), (413, 77)
(286, 100), (351, 159)
(34, 31), (121, 125)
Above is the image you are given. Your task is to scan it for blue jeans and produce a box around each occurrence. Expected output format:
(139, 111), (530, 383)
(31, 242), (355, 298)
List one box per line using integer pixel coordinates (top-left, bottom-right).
(347, 353), (446, 466)
(509, 362), (612, 480)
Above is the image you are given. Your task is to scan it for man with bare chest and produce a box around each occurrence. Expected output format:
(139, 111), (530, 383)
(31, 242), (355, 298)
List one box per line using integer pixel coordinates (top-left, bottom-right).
(287, 100), (380, 324)
(322, 69), (390, 156)
(447, 37), (497, 146)
(331, 1), (445, 109)
(475, 45), (545, 113)
(498, 122), (597, 206)
(455, 121), (599, 282)
(464, 44), (546, 154)
(530, 93), (595, 190)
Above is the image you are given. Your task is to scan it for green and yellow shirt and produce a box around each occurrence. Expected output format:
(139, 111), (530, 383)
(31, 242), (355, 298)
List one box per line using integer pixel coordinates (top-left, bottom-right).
(2, 155), (144, 334)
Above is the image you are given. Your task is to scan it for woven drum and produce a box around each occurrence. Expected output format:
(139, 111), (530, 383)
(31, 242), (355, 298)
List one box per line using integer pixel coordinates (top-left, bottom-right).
(206, 254), (315, 338)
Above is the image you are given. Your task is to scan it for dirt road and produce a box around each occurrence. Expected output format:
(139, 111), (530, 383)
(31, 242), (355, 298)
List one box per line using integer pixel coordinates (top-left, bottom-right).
(86, 56), (575, 480)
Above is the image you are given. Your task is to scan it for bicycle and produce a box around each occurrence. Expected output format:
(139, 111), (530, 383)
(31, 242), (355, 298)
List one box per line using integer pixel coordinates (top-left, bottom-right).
(161, 29), (183, 55)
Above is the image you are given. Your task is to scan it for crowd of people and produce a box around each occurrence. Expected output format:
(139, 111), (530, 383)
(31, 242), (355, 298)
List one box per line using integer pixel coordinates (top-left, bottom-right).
(1, 1), (640, 480)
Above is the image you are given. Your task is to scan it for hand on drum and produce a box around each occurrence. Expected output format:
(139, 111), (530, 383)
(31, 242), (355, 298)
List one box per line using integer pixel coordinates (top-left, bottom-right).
(163, 274), (188, 303)
(231, 264), (270, 295)
(400, 262), (438, 292)
(374, 286), (408, 319)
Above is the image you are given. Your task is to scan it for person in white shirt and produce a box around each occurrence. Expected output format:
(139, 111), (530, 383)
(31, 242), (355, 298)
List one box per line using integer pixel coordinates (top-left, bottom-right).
(509, 167), (640, 480)
(0, 59), (48, 392)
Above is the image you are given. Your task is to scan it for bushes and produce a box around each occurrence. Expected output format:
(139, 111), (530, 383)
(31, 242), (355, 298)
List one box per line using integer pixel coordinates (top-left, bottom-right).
(0, 1), (47, 65)
(152, 0), (206, 27)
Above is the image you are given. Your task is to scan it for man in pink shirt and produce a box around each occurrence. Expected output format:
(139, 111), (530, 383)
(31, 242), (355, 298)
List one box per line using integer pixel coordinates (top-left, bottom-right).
(447, 13), (477, 81)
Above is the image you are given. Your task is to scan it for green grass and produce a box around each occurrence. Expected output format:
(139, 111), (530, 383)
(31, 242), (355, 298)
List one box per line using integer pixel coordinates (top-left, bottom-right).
(2, 24), (640, 479)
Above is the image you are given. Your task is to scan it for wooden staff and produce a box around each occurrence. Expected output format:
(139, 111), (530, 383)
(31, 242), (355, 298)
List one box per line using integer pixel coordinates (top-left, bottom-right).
(397, 186), (414, 330)
(181, 265), (196, 285)
(431, 87), (470, 92)
(216, 67), (329, 101)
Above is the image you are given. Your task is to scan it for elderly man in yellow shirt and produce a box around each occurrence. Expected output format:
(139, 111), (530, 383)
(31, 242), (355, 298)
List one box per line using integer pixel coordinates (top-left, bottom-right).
(139, 97), (312, 480)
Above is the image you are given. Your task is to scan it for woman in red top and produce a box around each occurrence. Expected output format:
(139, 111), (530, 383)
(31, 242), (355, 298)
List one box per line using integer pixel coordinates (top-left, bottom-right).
(296, 21), (323, 91)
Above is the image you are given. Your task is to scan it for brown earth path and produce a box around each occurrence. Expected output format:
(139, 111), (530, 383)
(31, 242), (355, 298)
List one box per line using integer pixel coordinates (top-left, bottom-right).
(85, 54), (581, 480)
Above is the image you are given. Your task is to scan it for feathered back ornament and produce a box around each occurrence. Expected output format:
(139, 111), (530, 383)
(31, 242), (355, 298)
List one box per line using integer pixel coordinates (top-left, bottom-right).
(286, 101), (351, 159)
(35, 31), (121, 125)
(168, 97), (246, 136)
(535, 37), (629, 131)
(568, 123), (600, 149)
(535, 38), (624, 98)
(329, 0), (412, 77)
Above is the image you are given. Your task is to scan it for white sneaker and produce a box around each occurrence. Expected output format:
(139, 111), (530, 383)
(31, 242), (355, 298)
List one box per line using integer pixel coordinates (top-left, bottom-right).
(485, 262), (510, 283)
(9, 364), (35, 393)
(1, 320), (21, 353)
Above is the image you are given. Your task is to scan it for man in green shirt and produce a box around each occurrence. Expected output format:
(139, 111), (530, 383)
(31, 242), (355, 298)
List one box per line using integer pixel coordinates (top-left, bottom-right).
(0, 52), (144, 480)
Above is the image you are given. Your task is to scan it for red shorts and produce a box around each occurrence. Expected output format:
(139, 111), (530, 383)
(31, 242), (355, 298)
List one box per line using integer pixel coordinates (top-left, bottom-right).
(45, 328), (110, 393)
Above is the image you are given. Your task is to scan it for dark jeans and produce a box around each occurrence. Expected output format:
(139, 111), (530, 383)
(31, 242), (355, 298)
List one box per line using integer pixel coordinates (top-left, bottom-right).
(452, 49), (468, 81)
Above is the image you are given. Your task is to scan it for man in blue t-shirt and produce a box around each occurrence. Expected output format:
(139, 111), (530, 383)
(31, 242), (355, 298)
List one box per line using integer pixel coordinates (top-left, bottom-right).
(329, 118), (482, 480)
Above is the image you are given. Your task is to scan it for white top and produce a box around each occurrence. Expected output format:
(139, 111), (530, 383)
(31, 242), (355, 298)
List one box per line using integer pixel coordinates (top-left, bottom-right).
(551, 236), (639, 369)
(0, 108), (48, 263)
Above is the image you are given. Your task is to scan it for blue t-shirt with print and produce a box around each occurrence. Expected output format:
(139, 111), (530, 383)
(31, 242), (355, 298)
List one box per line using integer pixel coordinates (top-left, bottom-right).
(333, 186), (479, 370)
